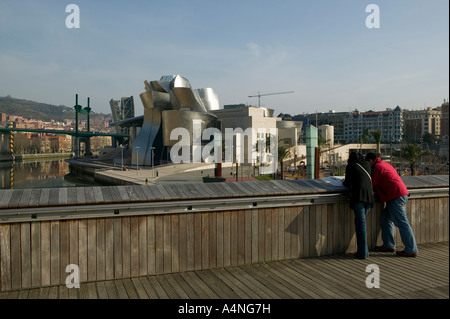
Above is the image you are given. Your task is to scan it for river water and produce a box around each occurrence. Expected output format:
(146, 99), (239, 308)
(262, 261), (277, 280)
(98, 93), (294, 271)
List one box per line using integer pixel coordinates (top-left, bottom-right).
(0, 159), (94, 189)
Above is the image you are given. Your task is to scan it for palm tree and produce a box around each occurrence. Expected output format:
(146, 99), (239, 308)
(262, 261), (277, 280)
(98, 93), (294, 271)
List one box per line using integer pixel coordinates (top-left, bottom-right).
(400, 143), (431, 176)
(278, 145), (291, 180)
(318, 135), (330, 150)
(370, 130), (382, 155)
(317, 135), (330, 167)
(360, 128), (370, 144)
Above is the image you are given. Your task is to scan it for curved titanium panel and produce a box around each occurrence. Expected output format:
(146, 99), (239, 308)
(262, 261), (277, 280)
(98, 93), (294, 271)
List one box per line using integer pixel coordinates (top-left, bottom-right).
(132, 91), (162, 166)
(140, 90), (154, 109)
(171, 75), (191, 89)
(161, 110), (217, 147)
(158, 75), (176, 92)
(149, 80), (166, 93)
(152, 91), (171, 109)
(194, 88), (220, 111)
(170, 87), (207, 113)
(130, 75), (222, 166)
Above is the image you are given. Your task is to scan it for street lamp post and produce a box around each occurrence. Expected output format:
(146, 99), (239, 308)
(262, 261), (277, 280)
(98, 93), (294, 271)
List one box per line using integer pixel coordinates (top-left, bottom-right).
(120, 145), (124, 171)
(135, 146), (140, 175)
(151, 147), (155, 178)
(73, 94), (83, 158)
(422, 141), (430, 175)
(434, 141), (439, 174)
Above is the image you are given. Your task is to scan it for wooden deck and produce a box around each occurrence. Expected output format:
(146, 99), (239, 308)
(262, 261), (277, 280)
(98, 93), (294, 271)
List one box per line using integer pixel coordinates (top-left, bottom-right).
(1, 175), (448, 210)
(1, 242), (447, 300)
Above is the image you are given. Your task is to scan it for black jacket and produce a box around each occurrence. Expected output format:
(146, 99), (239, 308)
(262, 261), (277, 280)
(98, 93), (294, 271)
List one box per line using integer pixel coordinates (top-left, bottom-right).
(343, 161), (374, 208)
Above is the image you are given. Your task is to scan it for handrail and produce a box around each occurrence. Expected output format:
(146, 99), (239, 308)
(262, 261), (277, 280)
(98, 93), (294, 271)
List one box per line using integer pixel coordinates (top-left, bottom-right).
(0, 186), (447, 224)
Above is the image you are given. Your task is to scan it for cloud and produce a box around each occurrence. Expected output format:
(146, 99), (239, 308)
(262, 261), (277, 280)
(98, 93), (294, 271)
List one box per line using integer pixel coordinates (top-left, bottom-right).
(246, 42), (261, 58)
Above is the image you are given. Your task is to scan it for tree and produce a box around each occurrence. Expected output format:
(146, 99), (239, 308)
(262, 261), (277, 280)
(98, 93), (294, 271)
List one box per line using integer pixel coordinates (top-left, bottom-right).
(421, 132), (437, 145)
(12, 133), (29, 155)
(317, 135), (330, 166)
(360, 128), (370, 144)
(400, 143), (431, 176)
(318, 135), (330, 150)
(370, 130), (382, 155)
(278, 145), (291, 180)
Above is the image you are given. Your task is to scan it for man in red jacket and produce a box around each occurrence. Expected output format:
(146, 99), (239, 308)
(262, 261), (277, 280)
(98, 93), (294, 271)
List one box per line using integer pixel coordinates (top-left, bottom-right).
(365, 152), (418, 257)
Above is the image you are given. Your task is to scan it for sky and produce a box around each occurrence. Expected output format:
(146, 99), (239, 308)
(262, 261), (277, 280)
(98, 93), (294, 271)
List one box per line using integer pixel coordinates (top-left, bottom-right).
(0, 0), (448, 117)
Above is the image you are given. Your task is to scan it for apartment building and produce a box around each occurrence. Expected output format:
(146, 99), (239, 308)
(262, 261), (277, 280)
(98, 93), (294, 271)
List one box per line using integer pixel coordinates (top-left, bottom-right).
(305, 111), (347, 144)
(403, 106), (442, 142)
(344, 106), (403, 143)
(440, 101), (449, 144)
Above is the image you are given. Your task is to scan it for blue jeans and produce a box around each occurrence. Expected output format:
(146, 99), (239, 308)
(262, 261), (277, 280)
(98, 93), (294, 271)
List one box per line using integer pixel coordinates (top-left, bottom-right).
(381, 195), (418, 254)
(353, 202), (373, 259)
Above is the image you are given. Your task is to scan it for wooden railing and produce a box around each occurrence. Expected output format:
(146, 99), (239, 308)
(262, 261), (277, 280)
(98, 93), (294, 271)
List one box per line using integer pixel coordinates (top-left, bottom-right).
(0, 176), (448, 292)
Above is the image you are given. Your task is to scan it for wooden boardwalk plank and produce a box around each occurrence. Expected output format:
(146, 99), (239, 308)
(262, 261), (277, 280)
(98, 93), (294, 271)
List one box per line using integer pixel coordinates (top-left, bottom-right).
(138, 277), (159, 299)
(195, 269), (241, 299)
(86, 282), (98, 299)
(240, 263), (304, 299)
(113, 279), (130, 299)
(164, 273), (190, 299)
(224, 266), (275, 299)
(96, 281), (109, 299)
(169, 273), (202, 299)
(209, 268), (252, 299)
(48, 286), (59, 299)
(38, 287), (50, 299)
(145, 276), (169, 299)
(303, 257), (385, 299)
(154, 275), (182, 299)
(104, 280), (119, 299)
(121, 278), (139, 299)
(279, 259), (355, 298)
(313, 255), (410, 297)
(182, 271), (220, 299)
(131, 277), (150, 299)
(295, 258), (371, 299)
(264, 262), (325, 299)
(2, 242), (448, 299)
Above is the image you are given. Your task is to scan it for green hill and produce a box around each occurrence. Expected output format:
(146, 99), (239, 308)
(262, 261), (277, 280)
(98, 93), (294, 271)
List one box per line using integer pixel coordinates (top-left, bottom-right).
(0, 95), (110, 122)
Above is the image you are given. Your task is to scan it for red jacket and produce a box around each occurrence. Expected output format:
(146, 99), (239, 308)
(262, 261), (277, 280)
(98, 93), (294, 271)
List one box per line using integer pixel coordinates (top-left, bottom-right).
(371, 158), (409, 202)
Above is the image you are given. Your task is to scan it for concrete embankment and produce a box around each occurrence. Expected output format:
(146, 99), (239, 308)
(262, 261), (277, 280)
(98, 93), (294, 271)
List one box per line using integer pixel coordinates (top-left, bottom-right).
(68, 159), (258, 185)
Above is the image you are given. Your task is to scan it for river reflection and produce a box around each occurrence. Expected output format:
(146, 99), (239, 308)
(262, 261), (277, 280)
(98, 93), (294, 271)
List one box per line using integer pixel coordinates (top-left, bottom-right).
(0, 159), (93, 189)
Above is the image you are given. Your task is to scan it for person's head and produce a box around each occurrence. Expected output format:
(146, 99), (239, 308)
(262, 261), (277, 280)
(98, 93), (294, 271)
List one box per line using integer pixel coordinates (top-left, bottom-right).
(348, 151), (359, 164)
(365, 151), (379, 166)
(357, 152), (365, 163)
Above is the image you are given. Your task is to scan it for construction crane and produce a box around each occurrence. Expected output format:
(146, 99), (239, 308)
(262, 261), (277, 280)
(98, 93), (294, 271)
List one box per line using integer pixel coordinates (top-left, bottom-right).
(248, 91), (294, 108)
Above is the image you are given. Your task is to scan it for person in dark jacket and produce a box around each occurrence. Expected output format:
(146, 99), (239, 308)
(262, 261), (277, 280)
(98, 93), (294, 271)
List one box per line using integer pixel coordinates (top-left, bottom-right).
(343, 151), (374, 259)
(365, 151), (418, 257)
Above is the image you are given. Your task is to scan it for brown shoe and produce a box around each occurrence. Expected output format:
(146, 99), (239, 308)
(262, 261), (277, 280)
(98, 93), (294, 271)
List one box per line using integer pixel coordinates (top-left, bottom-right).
(396, 250), (417, 257)
(373, 245), (395, 253)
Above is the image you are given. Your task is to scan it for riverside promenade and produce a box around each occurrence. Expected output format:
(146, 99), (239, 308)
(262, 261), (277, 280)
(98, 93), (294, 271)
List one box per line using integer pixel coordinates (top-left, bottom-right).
(1, 242), (447, 299)
(94, 162), (260, 185)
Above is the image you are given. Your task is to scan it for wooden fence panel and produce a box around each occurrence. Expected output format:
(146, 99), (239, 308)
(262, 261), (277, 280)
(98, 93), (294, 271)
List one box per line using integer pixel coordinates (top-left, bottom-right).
(147, 215), (156, 275)
(50, 221), (60, 286)
(0, 224), (11, 291)
(31, 222), (40, 288)
(105, 218), (114, 280)
(0, 195), (448, 292)
(41, 221), (51, 287)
